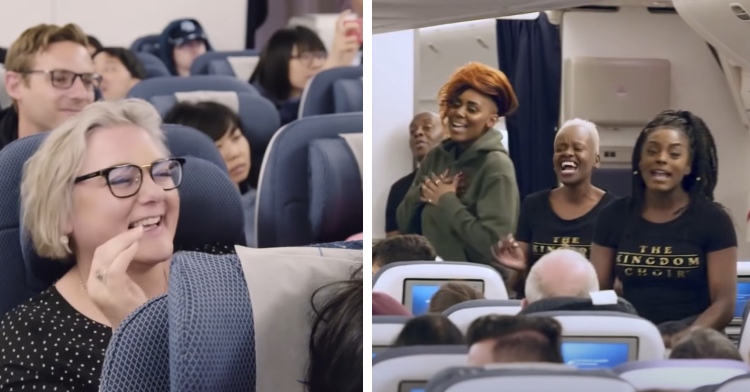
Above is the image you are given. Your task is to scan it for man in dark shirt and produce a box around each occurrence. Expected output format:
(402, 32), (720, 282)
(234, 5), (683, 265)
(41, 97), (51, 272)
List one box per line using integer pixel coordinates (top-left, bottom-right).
(0, 23), (96, 150)
(384, 112), (443, 237)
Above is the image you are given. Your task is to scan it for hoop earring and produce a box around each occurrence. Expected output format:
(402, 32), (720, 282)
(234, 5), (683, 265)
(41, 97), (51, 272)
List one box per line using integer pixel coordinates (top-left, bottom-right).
(60, 235), (72, 254)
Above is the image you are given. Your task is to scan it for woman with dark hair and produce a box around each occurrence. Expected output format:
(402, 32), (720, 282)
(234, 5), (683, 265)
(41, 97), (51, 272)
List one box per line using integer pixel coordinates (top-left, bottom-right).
(163, 101), (257, 247)
(590, 110), (736, 345)
(306, 266), (362, 392)
(394, 314), (464, 346)
(396, 62), (521, 278)
(491, 118), (618, 298)
(249, 12), (360, 125)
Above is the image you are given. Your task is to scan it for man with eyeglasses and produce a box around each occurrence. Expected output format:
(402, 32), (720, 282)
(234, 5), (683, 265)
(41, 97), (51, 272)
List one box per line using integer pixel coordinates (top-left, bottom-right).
(0, 23), (97, 150)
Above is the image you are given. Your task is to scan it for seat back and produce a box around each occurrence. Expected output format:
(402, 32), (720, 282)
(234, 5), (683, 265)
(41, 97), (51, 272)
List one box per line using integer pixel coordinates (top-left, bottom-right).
(163, 124), (227, 171)
(100, 296), (170, 392)
(190, 50), (260, 76)
(256, 113), (362, 247)
(131, 34), (161, 55)
(427, 367), (635, 392)
(207, 56), (260, 81)
(332, 78), (363, 113)
(592, 168), (633, 197)
(443, 299), (522, 333)
(299, 66), (363, 117)
(372, 261), (509, 315)
(373, 315), (411, 348)
(169, 252), (255, 391)
(615, 360), (750, 391)
(135, 52), (171, 79)
(0, 67), (10, 109)
(528, 311), (665, 363)
(737, 300), (750, 361)
(308, 136), (363, 243)
(713, 373), (750, 392)
(128, 75), (257, 101)
(372, 346), (468, 392)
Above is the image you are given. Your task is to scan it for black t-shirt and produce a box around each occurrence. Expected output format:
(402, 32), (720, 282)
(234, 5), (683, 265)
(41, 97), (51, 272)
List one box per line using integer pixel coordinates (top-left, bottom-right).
(0, 286), (110, 391)
(516, 189), (618, 268)
(593, 197), (737, 325)
(385, 171), (416, 233)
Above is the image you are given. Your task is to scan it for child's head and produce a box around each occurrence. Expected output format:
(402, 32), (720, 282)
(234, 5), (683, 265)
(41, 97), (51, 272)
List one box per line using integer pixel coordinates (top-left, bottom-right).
(164, 101), (250, 185)
(372, 235), (436, 275)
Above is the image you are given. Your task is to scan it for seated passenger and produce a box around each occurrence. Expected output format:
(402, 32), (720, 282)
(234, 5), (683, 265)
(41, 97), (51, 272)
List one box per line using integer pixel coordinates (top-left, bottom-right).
(492, 119), (617, 298)
(393, 314), (464, 346)
(249, 14), (361, 125)
(86, 35), (103, 56)
(396, 62), (520, 277)
(385, 112), (444, 238)
(518, 249), (636, 315)
(372, 292), (411, 316)
(0, 99), (182, 391)
(163, 101), (257, 247)
(372, 234), (436, 275)
(306, 266), (362, 392)
(466, 315), (564, 366)
(669, 327), (742, 361)
(158, 18), (211, 77)
(428, 282), (484, 313)
(1, 23), (97, 150)
(93, 47), (146, 101)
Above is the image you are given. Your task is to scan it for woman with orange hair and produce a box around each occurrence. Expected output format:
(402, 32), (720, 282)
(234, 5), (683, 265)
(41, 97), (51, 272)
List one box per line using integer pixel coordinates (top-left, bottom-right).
(396, 62), (521, 278)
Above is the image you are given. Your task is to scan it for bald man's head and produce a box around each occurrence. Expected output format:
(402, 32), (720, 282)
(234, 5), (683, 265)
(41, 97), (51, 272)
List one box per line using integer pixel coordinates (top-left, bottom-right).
(524, 249), (599, 304)
(409, 112), (443, 161)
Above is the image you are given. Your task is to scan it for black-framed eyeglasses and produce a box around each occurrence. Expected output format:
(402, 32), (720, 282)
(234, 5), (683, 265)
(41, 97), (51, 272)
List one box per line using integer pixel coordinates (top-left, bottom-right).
(291, 51), (328, 66)
(23, 69), (103, 90)
(74, 158), (186, 198)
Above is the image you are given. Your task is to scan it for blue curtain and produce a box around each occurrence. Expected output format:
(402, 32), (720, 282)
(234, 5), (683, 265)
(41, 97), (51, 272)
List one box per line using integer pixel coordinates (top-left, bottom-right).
(496, 13), (561, 199)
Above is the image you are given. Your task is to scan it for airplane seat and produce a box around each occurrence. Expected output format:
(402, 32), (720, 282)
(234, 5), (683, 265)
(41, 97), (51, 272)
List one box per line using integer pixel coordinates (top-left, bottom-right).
(190, 50), (259, 76)
(168, 251), (255, 391)
(308, 135), (363, 243)
(135, 52), (171, 79)
(371, 345), (468, 392)
(0, 133), (65, 316)
(527, 311), (665, 362)
(426, 366), (635, 392)
(130, 34), (161, 56)
(162, 124), (227, 172)
(173, 157), (246, 250)
(614, 360), (750, 391)
(735, 288), (750, 361)
(371, 261), (509, 316)
(256, 112), (362, 247)
(373, 315), (411, 350)
(99, 295), (170, 392)
(710, 372), (750, 392)
(298, 66), (363, 118)
(207, 56), (260, 81)
(591, 168), (633, 197)
(152, 92), (281, 188)
(332, 78), (363, 113)
(443, 299), (523, 333)
(127, 75), (258, 102)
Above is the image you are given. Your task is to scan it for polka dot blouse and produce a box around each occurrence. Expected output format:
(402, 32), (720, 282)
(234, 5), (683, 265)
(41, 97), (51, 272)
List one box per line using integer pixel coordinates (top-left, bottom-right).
(0, 286), (110, 392)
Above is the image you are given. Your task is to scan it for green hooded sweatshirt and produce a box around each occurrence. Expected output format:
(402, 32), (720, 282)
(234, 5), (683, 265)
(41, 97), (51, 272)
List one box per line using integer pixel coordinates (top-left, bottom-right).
(396, 130), (520, 270)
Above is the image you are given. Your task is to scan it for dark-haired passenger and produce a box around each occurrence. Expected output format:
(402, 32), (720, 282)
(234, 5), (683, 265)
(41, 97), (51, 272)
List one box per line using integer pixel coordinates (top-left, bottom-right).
(249, 14), (360, 125)
(590, 110), (737, 346)
(93, 47), (146, 101)
(86, 35), (103, 56)
(372, 234), (436, 275)
(396, 62), (520, 277)
(393, 314), (464, 347)
(163, 101), (256, 246)
(466, 315), (564, 366)
(306, 267), (362, 392)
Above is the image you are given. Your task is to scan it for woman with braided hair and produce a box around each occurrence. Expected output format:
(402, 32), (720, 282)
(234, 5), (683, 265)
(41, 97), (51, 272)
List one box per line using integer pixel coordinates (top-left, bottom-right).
(396, 62), (521, 277)
(590, 110), (737, 346)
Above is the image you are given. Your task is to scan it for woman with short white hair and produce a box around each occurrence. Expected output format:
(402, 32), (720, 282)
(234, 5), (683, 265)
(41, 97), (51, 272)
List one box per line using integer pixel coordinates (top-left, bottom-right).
(0, 99), (184, 391)
(492, 118), (617, 298)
